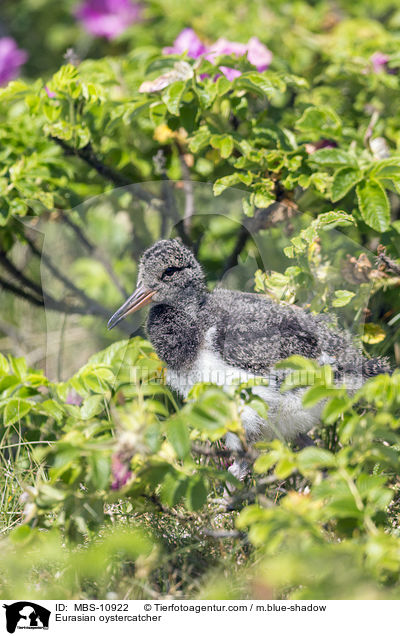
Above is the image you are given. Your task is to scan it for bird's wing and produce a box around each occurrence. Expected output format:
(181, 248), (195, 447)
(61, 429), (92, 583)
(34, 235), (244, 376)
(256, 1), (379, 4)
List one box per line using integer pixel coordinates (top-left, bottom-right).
(209, 289), (360, 377)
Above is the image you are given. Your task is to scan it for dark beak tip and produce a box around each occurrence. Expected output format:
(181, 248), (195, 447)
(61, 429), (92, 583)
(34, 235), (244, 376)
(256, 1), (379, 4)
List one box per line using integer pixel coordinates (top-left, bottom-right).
(107, 285), (155, 332)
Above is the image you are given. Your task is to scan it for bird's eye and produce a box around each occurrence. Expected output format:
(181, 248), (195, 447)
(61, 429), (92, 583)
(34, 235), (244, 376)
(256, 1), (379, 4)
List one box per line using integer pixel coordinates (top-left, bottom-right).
(161, 265), (183, 280)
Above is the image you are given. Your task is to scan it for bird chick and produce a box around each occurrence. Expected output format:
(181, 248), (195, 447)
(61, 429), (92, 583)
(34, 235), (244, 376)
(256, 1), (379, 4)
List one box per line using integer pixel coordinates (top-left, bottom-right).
(108, 239), (390, 480)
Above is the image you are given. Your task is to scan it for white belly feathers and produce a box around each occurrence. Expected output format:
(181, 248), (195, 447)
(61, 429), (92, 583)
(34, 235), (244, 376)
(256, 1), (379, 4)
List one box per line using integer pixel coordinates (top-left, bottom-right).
(166, 328), (322, 445)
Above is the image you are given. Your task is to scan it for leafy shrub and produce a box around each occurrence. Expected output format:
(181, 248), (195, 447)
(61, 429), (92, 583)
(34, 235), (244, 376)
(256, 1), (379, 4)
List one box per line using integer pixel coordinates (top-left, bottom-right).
(1, 0), (400, 600)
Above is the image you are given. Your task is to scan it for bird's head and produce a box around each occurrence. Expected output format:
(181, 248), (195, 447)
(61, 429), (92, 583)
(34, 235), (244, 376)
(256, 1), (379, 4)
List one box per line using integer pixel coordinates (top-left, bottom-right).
(107, 239), (206, 330)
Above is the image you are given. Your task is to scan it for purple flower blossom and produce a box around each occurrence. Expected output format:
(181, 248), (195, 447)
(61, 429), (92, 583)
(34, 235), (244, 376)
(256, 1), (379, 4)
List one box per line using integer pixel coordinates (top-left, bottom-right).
(219, 66), (242, 81)
(65, 389), (83, 406)
(163, 28), (206, 58)
(0, 38), (27, 87)
(162, 30), (272, 82)
(305, 139), (337, 154)
(206, 37), (247, 63)
(370, 52), (389, 73)
(247, 36), (273, 72)
(111, 453), (132, 490)
(75, 0), (143, 40)
(45, 85), (56, 98)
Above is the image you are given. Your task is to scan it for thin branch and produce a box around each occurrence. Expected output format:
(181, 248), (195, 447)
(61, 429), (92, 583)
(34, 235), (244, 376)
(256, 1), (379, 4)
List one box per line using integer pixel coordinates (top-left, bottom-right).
(24, 233), (112, 318)
(0, 275), (44, 306)
(0, 248), (98, 316)
(0, 249), (43, 298)
(61, 214), (129, 297)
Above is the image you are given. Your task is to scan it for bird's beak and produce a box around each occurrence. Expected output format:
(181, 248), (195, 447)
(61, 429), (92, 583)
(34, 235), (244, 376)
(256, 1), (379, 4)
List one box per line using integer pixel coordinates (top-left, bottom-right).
(107, 284), (156, 330)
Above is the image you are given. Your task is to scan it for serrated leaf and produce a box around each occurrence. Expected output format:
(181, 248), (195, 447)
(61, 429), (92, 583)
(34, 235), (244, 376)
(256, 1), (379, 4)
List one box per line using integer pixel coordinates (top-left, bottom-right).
(331, 167), (362, 201)
(167, 417), (190, 459)
(162, 80), (187, 115)
(310, 148), (352, 167)
(4, 398), (32, 426)
(297, 106), (341, 133)
(80, 395), (104, 419)
(297, 447), (336, 471)
(213, 172), (252, 196)
(139, 61), (193, 93)
(356, 179), (390, 232)
(210, 134), (234, 158)
(235, 72), (285, 97)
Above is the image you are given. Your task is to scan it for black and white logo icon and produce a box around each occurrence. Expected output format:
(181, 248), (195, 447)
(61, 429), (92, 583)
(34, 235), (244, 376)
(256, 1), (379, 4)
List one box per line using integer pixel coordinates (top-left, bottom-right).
(3, 602), (50, 634)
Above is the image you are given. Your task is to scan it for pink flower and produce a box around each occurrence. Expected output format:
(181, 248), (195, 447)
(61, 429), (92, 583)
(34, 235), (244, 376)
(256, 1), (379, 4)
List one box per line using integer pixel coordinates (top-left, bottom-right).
(75, 0), (143, 40)
(219, 66), (242, 81)
(305, 139), (337, 154)
(0, 38), (27, 86)
(163, 28), (206, 58)
(370, 52), (389, 73)
(45, 85), (56, 98)
(206, 37), (248, 63)
(65, 389), (83, 406)
(111, 453), (132, 490)
(247, 36), (273, 72)
(163, 30), (272, 82)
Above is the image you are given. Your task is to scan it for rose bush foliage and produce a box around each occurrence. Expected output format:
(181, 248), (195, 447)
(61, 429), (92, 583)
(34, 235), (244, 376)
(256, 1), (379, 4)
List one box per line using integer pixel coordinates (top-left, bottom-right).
(0, 0), (400, 600)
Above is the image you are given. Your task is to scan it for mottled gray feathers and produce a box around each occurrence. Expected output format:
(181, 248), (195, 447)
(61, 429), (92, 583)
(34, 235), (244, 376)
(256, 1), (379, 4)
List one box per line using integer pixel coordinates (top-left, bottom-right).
(139, 239), (390, 380)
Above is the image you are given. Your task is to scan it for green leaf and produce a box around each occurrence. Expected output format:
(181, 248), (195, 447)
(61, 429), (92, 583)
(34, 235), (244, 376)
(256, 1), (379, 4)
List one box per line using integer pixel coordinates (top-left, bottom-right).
(80, 395), (104, 419)
(160, 472), (188, 507)
(322, 397), (349, 424)
(254, 452), (279, 473)
(39, 399), (65, 421)
(213, 172), (252, 196)
(4, 398), (32, 426)
(0, 353), (9, 375)
(297, 447), (336, 471)
(167, 417), (190, 459)
(310, 148), (352, 167)
(297, 106), (341, 133)
(235, 72), (285, 97)
(253, 185), (275, 208)
(275, 457), (296, 479)
(186, 475), (208, 511)
(189, 126), (211, 153)
(88, 454), (110, 490)
(331, 167), (362, 201)
(162, 80), (186, 116)
(356, 179), (390, 231)
(332, 289), (356, 307)
(275, 356), (318, 372)
(362, 323), (386, 344)
(302, 386), (339, 408)
(210, 134), (234, 159)
(316, 210), (355, 229)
